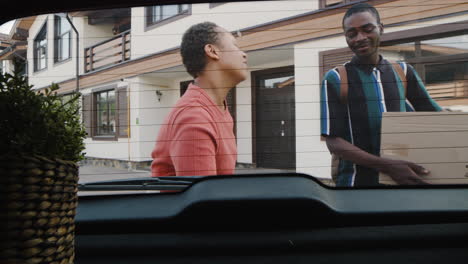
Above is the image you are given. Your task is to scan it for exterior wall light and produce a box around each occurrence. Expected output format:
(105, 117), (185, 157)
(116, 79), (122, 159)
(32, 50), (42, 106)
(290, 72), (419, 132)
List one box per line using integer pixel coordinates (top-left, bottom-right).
(156, 90), (163, 102)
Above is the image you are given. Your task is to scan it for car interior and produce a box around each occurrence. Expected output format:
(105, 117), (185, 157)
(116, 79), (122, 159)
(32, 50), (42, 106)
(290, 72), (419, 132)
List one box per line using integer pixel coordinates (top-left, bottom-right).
(2, 0), (468, 263)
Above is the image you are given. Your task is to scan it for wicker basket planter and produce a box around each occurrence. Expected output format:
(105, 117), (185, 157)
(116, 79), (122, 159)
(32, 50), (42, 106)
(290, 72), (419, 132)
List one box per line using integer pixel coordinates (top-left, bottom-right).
(1, 154), (78, 264)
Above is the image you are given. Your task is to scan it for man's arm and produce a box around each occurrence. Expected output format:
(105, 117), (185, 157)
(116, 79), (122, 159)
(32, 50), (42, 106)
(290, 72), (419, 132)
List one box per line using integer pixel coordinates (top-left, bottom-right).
(326, 136), (429, 185)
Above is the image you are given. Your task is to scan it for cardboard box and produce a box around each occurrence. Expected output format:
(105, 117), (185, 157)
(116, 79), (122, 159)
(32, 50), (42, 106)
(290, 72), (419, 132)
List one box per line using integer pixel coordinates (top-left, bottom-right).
(379, 112), (468, 185)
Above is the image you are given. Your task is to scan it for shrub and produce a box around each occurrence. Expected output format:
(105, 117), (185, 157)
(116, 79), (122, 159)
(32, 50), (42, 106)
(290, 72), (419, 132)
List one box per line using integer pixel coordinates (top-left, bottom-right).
(0, 67), (86, 162)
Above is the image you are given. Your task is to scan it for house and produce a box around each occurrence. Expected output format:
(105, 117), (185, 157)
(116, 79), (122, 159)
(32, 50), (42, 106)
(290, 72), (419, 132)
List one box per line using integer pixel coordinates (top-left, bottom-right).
(0, 17), (33, 75)
(3, 0), (468, 179)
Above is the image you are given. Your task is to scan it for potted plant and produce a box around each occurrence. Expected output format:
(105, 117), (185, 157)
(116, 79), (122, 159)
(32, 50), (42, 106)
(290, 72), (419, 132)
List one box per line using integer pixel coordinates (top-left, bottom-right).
(0, 65), (86, 264)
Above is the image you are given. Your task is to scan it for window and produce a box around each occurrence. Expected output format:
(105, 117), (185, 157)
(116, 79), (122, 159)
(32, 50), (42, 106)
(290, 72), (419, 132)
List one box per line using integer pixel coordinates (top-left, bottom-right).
(82, 88), (129, 139)
(425, 62), (467, 85)
(146, 4), (190, 28)
(209, 2), (227, 8)
(262, 76), (294, 89)
(319, 0), (357, 8)
(60, 93), (75, 108)
(380, 34), (468, 61)
(33, 23), (47, 72)
(11, 0), (468, 189)
(6, 5), (468, 264)
(15, 58), (27, 77)
(96, 90), (117, 136)
(0, 60), (5, 75)
(54, 15), (71, 63)
(380, 33), (468, 99)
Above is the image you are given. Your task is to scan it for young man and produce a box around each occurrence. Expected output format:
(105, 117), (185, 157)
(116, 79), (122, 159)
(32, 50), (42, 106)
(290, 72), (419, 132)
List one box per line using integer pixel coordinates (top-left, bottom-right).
(320, 3), (442, 187)
(151, 22), (248, 177)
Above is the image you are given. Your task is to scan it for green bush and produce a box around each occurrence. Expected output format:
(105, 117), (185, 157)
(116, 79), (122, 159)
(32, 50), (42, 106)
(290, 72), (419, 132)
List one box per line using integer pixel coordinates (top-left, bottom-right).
(0, 68), (86, 162)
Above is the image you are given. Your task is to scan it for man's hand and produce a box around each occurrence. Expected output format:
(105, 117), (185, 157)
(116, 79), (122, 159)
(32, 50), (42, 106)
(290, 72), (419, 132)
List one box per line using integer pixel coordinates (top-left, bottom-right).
(325, 136), (430, 185)
(379, 159), (430, 185)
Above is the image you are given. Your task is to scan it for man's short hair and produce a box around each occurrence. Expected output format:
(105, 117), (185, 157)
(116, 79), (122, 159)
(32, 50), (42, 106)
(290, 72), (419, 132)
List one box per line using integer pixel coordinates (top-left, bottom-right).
(342, 3), (381, 28)
(180, 22), (220, 78)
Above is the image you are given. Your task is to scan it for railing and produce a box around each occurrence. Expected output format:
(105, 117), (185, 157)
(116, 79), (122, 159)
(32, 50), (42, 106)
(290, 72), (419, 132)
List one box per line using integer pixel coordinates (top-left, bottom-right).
(426, 81), (468, 99)
(85, 30), (130, 72)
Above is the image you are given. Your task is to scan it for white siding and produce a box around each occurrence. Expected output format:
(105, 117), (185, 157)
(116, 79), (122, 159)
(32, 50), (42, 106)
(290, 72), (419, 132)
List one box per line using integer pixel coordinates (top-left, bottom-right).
(131, 1), (318, 60)
(28, 15), (117, 89)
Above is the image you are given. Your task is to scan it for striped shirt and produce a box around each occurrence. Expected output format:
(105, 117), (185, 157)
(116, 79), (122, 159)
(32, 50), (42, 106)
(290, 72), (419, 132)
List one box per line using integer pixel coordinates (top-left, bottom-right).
(320, 56), (442, 187)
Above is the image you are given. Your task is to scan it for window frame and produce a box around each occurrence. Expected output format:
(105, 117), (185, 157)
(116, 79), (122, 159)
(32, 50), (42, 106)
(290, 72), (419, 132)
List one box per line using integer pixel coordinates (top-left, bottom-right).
(0, 60), (5, 75)
(59, 92), (76, 111)
(54, 15), (72, 64)
(209, 2), (227, 8)
(93, 89), (118, 140)
(319, 0), (360, 9)
(145, 4), (191, 30)
(82, 85), (129, 141)
(33, 21), (48, 72)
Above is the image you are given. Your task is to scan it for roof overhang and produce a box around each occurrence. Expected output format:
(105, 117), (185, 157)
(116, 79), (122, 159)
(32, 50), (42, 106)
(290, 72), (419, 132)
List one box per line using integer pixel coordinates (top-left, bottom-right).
(9, 17), (36, 41)
(0, 42), (27, 60)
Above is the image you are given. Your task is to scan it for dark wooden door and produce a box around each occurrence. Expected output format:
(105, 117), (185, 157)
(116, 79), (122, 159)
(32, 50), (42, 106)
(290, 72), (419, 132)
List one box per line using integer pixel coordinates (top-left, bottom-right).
(254, 67), (295, 170)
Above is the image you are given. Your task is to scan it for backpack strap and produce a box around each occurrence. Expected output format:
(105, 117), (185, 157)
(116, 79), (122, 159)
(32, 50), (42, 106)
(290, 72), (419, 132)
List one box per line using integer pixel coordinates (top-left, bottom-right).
(391, 62), (407, 98)
(336, 62), (407, 104)
(336, 65), (348, 104)
(331, 65), (348, 182)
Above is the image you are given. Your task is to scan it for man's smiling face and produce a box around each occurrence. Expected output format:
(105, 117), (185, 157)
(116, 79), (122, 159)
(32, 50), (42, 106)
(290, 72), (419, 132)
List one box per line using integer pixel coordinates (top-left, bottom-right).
(343, 11), (383, 61)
